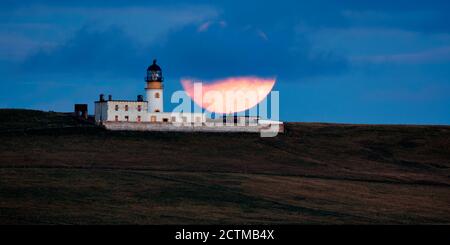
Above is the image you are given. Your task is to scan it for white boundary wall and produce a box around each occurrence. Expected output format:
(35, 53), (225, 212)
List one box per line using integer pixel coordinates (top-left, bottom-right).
(102, 121), (284, 134)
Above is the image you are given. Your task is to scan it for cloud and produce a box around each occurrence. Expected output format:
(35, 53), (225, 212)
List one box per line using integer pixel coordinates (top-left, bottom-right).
(351, 46), (450, 64)
(256, 30), (268, 41)
(197, 21), (213, 32)
(7, 0), (450, 84)
(308, 26), (450, 64)
(151, 23), (348, 82)
(364, 84), (450, 102)
(0, 4), (219, 62)
(219, 21), (227, 27)
(197, 20), (228, 32)
(18, 15), (348, 83)
(0, 34), (50, 61)
(341, 9), (450, 33)
(22, 26), (145, 78)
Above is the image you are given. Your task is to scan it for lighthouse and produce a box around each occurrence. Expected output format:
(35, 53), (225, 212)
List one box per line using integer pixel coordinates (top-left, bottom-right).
(145, 59), (164, 113)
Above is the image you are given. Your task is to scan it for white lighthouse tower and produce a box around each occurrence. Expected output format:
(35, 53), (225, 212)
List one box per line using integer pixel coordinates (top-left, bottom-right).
(145, 59), (164, 112)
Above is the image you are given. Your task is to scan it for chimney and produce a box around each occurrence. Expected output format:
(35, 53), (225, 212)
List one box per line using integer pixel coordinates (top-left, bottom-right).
(108, 95), (112, 101)
(99, 94), (105, 102)
(137, 95), (143, 101)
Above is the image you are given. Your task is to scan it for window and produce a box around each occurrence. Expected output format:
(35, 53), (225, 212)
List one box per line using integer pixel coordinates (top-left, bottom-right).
(182, 116), (187, 123)
(150, 116), (157, 122)
(137, 116), (141, 122)
(115, 115), (119, 121)
(125, 116), (129, 122)
(125, 105), (129, 111)
(171, 116), (176, 122)
(137, 105), (142, 112)
(155, 109), (160, 113)
(155, 93), (160, 98)
(115, 105), (119, 111)
(195, 117), (201, 123)
(163, 118), (168, 122)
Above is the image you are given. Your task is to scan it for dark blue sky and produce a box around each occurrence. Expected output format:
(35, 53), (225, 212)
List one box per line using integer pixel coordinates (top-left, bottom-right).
(1, 0), (449, 124)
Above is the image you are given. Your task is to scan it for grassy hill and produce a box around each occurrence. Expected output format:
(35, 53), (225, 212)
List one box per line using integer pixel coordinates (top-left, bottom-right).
(0, 109), (449, 224)
(0, 109), (94, 131)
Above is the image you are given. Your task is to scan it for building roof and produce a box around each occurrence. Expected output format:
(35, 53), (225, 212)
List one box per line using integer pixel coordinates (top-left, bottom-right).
(95, 100), (148, 103)
(147, 59), (161, 71)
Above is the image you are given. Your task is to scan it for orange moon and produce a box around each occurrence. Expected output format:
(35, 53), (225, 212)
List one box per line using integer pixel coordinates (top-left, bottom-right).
(181, 76), (276, 114)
